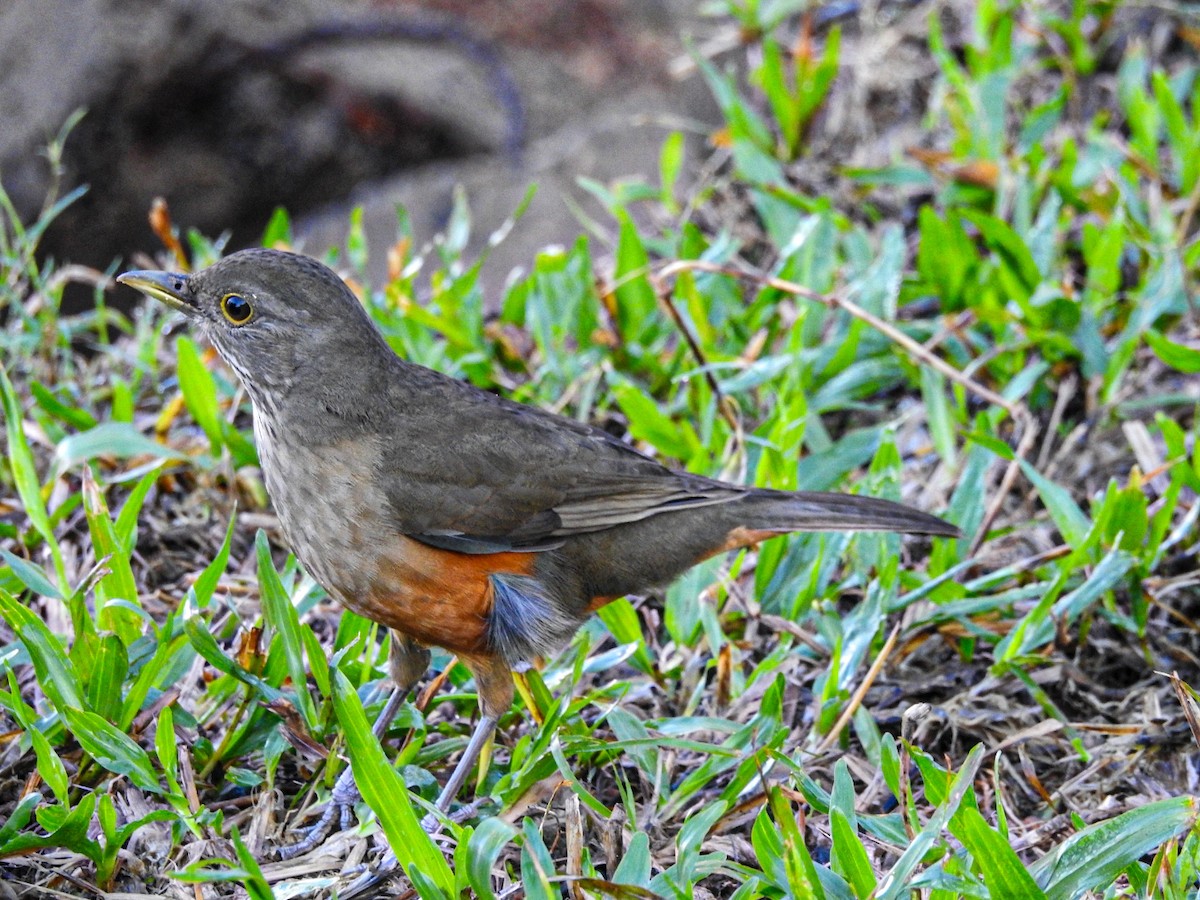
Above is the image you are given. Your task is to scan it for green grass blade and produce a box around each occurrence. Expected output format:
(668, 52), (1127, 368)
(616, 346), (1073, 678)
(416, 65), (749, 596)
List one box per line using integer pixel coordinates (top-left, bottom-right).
(193, 516), (236, 608)
(230, 827), (275, 900)
(876, 744), (985, 899)
(0, 548), (63, 600)
(466, 817), (518, 900)
(830, 762), (875, 898)
(0, 792), (99, 859)
(54, 422), (188, 472)
(255, 530), (317, 727)
(63, 706), (162, 794)
(1018, 459), (1092, 547)
(519, 818), (557, 900)
(767, 787), (825, 900)
(80, 465), (142, 644)
(1031, 796), (1198, 900)
(30, 382), (98, 432)
(83, 633), (129, 723)
(330, 666), (454, 895)
(0, 589), (83, 711)
(182, 589), (283, 703)
(951, 806), (1046, 899)
(612, 830), (652, 888)
(613, 211), (658, 344)
(6, 668), (69, 803)
(113, 466), (161, 550)
(175, 334), (225, 453)
(0, 366), (66, 587)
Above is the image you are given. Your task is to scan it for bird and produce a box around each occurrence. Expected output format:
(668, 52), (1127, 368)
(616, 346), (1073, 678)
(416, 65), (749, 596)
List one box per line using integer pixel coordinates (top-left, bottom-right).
(118, 248), (958, 857)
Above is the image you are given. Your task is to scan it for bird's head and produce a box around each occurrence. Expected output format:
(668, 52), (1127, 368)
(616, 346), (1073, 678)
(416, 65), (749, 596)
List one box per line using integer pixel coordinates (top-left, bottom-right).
(118, 249), (387, 404)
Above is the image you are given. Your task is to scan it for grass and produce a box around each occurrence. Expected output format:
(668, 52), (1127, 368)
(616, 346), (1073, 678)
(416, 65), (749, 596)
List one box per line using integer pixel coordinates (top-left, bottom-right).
(2, 0), (1200, 897)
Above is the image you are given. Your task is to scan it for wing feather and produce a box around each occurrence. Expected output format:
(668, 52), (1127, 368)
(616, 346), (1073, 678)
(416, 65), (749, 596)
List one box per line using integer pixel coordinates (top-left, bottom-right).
(379, 366), (745, 552)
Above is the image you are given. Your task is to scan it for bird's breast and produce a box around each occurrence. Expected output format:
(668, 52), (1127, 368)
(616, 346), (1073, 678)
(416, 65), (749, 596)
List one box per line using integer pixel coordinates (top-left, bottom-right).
(251, 410), (540, 656)
(253, 413), (384, 598)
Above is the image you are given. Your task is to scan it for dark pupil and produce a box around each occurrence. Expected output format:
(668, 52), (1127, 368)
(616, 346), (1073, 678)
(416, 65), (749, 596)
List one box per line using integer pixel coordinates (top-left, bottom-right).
(224, 295), (251, 322)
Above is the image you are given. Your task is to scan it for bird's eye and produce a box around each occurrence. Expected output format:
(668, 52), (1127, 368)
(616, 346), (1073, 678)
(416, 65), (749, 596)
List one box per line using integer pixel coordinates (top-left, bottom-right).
(220, 294), (253, 324)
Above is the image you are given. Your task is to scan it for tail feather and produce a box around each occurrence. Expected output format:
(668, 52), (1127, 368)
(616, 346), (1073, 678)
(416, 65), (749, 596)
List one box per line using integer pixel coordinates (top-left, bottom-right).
(740, 489), (960, 538)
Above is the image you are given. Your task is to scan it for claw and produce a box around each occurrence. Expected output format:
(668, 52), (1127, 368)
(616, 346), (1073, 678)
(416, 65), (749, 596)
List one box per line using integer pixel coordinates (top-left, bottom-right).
(279, 685), (411, 859)
(339, 808), (443, 899)
(278, 764), (363, 859)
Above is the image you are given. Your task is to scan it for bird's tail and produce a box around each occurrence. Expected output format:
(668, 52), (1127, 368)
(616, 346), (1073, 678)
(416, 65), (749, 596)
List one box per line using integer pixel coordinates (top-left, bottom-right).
(737, 489), (960, 538)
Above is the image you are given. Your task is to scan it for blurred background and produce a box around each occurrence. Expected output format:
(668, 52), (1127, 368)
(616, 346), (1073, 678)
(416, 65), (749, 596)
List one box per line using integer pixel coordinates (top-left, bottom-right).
(0, 0), (714, 296)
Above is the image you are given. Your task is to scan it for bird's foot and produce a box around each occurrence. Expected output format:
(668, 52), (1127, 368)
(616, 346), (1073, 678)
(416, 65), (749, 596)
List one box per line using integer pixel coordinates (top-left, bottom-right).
(338, 810), (444, 899)
(339, 799), (491, 899)
(278, 766), (362, 860)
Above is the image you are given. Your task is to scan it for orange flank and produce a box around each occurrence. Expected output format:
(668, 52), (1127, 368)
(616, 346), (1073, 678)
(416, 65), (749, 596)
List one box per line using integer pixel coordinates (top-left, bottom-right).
(345, 537), (538, 656)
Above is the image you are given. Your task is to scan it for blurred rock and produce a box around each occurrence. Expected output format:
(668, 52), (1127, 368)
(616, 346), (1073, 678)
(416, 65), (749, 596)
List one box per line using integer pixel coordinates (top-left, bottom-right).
(0, 0), (716, 301)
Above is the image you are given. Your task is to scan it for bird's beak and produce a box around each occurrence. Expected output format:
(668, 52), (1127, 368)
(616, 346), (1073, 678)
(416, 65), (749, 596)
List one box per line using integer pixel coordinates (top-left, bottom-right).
(116, 270), (198, 315)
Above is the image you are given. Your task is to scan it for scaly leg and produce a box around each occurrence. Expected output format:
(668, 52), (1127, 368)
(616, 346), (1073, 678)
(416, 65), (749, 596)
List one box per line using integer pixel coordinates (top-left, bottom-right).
(419, 652), (512, 830)
(280, 631), (430, 859)
(341, 654), (514, 898)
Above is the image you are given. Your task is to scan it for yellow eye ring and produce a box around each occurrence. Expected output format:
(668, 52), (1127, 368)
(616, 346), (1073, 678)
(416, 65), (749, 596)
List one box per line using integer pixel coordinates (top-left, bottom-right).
(220, 293), (254, 325)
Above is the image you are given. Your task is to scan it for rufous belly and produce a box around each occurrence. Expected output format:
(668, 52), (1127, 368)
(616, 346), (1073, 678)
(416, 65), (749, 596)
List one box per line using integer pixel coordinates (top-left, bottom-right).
(333, 534), (538, 656)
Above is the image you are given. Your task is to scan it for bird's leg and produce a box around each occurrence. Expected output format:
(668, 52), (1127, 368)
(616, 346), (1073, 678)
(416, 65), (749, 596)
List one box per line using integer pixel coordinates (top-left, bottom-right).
(280, 631), (430, 858)
(341, 655), (515, 898)
(421, 714), (499, 827)
(419, 652), (512, 830)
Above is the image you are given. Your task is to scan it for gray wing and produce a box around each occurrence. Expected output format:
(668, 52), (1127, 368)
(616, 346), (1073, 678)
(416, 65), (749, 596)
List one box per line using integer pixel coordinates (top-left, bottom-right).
(379, 367), (743, 552)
